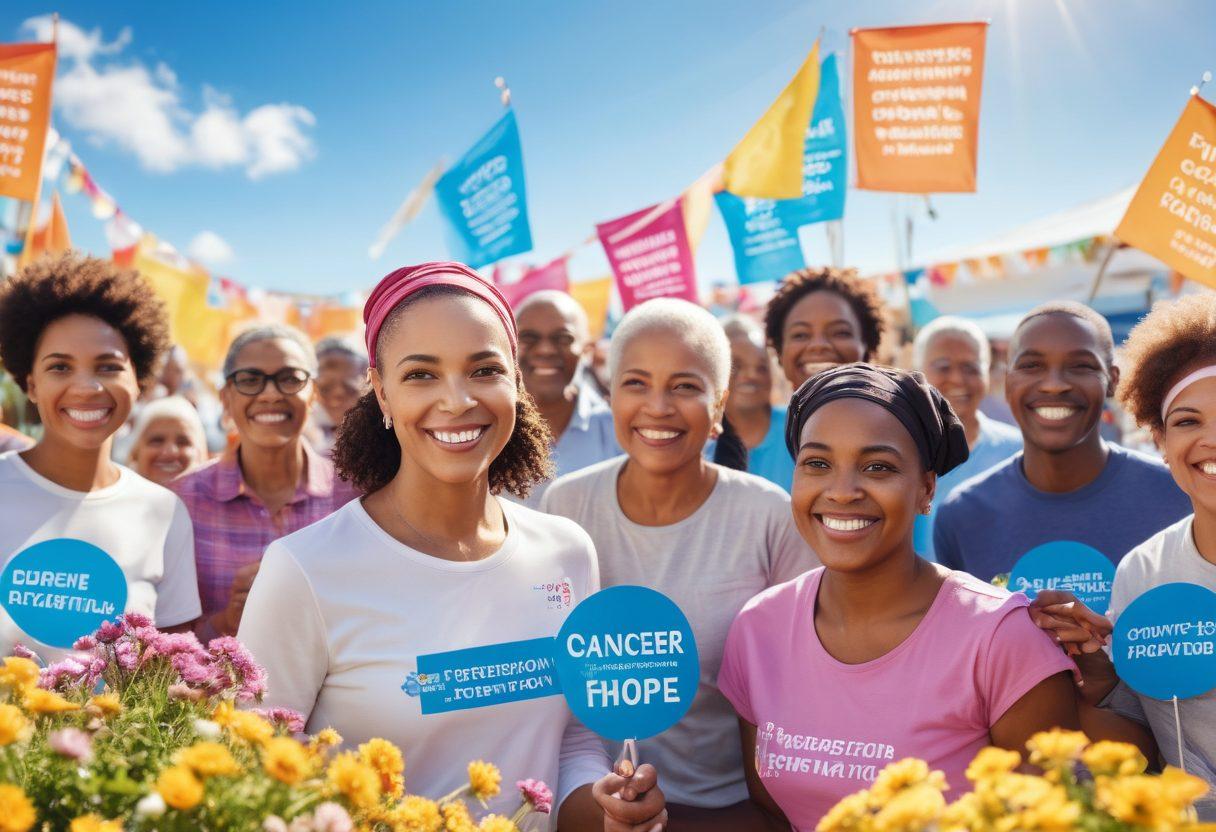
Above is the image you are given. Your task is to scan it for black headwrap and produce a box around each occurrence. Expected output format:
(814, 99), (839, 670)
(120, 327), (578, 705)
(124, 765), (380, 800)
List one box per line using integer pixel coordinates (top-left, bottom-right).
(784, 363), (969, 476)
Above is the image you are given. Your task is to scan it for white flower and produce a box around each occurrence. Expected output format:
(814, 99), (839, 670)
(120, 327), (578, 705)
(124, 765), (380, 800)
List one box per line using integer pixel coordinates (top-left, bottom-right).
(193, 718), (222, 739)
(289, 818), (315, 832)
(262, 818), (290, 832)
(312, 804), (353, 832)
(135, 792), (167, 818)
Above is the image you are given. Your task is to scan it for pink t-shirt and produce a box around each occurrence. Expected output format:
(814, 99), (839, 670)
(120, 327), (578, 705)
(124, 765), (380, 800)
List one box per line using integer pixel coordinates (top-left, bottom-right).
(718, 568), (1075, 830)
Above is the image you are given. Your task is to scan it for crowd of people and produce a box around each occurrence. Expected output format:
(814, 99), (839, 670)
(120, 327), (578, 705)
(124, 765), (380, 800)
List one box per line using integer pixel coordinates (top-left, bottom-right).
(0, 250), (1212, 829)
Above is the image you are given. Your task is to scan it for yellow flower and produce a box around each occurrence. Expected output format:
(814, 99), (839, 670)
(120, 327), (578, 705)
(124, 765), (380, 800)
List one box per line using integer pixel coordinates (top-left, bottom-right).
(0, 784), (36, 832)
(0, 658), (39, 692)
(177, 742), (242, 778)
(223, 711), (274, 746)
(22, 688), (80, 714)
(69, 815), (123, 832)
(0, 703), (30, 745)
(476, 816), (518, 832)
(1025, 729), (1088, 772)
(359, 738), (406, 799)
(869, 759), (946, 804)
(86, 693), (122, 718)
(394, 796), (442, 832)
(328, 752), (381, 810)
(211, 700), (235, 725)
(965, 747), (1021, 783)
(816, 790), (872, 832)
(310, 727), (343, 752)
(442, 802), (476, 832)
(1081, 740), (1147, 778)
(263, 737), (311, 785)
(156, 765), (205, 811)
(1095, 774), (1182, 831)
(938, 793), (982, 832)
(1160, 765), (1211, 809)
(872, 783), (945, 831)
(467, 760), (502, 802)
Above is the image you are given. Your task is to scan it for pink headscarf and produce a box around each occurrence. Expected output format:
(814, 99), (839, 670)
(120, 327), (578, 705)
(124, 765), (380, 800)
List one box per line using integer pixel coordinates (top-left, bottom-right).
(362, 262), (518, 367)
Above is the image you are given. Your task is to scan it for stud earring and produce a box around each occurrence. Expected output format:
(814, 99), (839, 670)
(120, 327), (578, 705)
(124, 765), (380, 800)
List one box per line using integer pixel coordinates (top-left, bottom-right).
(920, 504), (932, 515)
(383, 415), (393, 430)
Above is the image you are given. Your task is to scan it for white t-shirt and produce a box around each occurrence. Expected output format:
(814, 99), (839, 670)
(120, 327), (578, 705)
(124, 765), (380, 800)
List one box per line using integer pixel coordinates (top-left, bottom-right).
(0, 451), (201, 662)
(540, 457), (819, 808)
(237, 497), (610, 826)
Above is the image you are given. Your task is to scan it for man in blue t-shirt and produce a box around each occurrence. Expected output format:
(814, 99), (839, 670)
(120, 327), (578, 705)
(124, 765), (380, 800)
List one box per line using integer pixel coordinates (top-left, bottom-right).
(934, 301), (1191, 582)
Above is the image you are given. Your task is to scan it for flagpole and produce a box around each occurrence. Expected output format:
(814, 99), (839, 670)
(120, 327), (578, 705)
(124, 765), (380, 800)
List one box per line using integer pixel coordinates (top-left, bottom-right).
(18, 12), (58, 271)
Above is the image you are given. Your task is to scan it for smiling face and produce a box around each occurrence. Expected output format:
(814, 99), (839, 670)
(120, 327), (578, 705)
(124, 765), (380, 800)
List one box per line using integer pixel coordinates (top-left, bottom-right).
(370, 293), (516, 488)
(727, 334), (772, 412)
(220, 338), (315, 450)
(779, 291), (867, 388)
(25, 314), (140, 452)
(132, 416), (206, 485)
(1005, 313), (1117, 454)
(1161, 372), (1216, 518)
(792, 399), (933, 571)
(316, 352), (367, 425)
(516, 298), (589, 404)
(612, 327), (726, 477)
(922, 333), (987, 424)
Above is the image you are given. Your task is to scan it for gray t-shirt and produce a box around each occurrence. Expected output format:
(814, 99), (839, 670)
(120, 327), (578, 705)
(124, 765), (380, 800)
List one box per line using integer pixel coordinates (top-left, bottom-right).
(540, 457), (818, 808)
(1108, 515), (1216, 819)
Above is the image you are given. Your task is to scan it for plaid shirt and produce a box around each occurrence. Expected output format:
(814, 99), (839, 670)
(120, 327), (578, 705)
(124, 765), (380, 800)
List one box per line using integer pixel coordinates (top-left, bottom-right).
(172, 441), (359, 638)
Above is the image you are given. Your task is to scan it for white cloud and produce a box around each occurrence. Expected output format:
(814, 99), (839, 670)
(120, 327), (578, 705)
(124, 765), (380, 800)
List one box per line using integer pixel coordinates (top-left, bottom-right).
(187, 231), (235, 265)
(19, 16), (316, 179)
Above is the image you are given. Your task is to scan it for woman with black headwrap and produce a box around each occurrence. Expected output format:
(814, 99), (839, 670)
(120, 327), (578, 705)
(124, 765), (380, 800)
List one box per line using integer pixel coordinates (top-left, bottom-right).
(716, 364), (1080, 829)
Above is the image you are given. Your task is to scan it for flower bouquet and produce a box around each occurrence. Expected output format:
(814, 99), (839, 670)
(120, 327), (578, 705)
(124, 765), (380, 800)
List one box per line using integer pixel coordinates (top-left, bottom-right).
(818, 729), (1213, 832)
(0, 614), (551, 831)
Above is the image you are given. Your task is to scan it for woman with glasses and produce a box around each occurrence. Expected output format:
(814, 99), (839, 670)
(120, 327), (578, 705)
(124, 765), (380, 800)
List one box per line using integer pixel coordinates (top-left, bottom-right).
(172, 324), (358, 640)
(0, 253), (201, 660)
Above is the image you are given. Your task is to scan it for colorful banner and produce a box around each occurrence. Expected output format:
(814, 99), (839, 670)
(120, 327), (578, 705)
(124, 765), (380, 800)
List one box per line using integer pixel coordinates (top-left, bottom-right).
(1115, 94), (1216, 287)
(852, 22), (987, 193)
(569, 276), (613, 340)
(434, 109), (533, 269)
(497, 256), (570, 308)
(0, 42), (56, 201)
(723, 41), (821, 199)
(715, 54), (849, 285)
(597, 199), (698, 311)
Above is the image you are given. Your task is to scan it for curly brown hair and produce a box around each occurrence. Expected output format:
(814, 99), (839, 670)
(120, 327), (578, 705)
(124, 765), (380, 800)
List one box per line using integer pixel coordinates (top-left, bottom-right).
(0, 252), (170, 392)
(1118, 293), (1216, 434)
(331, 286), (554, 496)
(763, 267), (886, 358)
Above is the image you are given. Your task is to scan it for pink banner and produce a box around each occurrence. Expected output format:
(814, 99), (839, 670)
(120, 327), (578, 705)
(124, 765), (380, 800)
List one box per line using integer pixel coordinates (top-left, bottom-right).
(596, 199), (698, 311)
(497, 256), (570, 308)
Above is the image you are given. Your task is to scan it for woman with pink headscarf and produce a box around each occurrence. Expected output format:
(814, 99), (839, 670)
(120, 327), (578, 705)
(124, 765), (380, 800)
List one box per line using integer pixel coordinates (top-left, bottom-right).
(239, 263), (667, 831)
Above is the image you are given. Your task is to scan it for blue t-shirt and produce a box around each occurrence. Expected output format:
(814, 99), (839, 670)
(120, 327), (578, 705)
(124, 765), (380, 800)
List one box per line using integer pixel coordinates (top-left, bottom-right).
(704, 406), (795, 492)
(914, 412), (1022, 561)
(522, 389), (620, 508)
(933, 444), (1192, 582)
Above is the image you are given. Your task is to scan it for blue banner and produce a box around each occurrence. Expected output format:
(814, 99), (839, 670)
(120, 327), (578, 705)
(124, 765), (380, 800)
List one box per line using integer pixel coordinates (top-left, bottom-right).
(407, 636), (559, 715)
(434, 109), (533, 269)
(717, 54), (848, 285)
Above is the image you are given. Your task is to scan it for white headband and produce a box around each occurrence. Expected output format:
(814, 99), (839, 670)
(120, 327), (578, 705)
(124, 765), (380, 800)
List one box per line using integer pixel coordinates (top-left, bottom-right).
(1161, 365), (1216, 421)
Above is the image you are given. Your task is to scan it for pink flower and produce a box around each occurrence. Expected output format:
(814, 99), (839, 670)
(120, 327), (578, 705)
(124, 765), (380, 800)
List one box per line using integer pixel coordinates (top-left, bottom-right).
(72, 635), (97, 651)
(40, 659), (86, 691)
(121, 612), (153, 630)
(49, 728), (93, 763)
(10, 644), (37, 661)
(254, 707), (306, 734)
(113, 641), (137, 672)
(171, 654), (215, 687)
(167, 683), (205, 703)
(208, 636), (267, 702)
(517, 779), (553, 814)
(312, 803), (354, 832)
(95, 621), (123, 644)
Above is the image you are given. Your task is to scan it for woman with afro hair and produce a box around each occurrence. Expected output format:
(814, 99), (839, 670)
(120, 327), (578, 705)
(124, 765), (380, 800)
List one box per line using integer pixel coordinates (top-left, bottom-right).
(0, 253), (200, 661)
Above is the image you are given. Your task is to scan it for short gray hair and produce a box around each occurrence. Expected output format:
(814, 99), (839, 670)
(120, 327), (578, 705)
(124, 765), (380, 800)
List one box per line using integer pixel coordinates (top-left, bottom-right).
(608, 298), (731, 395)
(126, 396), (208, 465)
(514, 290), (590, 340)
(315, 334), (369, 372)
(912, 316), (991, 374)
(719, 313), (765, 347)
(222, 324), (318, 379)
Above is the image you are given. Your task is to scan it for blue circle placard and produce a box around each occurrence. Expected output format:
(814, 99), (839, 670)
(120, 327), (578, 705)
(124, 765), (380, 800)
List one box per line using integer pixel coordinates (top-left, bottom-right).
(554, 585), (699, 742)
(1009, 541), (1114, 613)
(1113, 582), (1216, 701)
(0, 539), (128, 648)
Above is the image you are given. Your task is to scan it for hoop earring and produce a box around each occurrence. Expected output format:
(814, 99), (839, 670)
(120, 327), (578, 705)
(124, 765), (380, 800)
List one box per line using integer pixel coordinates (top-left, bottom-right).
(383, 415), (393, 430)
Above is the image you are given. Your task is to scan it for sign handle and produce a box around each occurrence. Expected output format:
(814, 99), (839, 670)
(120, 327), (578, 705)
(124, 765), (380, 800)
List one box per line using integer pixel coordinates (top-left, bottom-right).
(1173, 695), (1187, 774)
(615, 737), (638, 777)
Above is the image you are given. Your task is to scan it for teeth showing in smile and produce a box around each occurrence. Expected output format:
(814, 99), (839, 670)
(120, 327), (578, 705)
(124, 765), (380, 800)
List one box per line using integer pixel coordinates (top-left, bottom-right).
(252, 413), (289, 424)
(1033, 406), (1076, 421)
(821, 516), (876, 532)
(65, 408), (109, 423)
(638, 428), (680, 441)
(1202, 462), (1216, 476)
(430, 428), (485, 444)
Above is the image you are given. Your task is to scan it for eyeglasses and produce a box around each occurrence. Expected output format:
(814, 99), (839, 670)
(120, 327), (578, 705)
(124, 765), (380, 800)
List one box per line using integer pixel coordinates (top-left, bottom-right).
(518, 331), (579, 350)
(226, 367), (312, 396)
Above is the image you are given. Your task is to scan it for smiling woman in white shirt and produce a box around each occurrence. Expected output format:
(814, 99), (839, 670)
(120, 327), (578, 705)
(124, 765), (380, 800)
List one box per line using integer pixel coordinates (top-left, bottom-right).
(0, 253), (201, 661)
(238, 262), (666, 832)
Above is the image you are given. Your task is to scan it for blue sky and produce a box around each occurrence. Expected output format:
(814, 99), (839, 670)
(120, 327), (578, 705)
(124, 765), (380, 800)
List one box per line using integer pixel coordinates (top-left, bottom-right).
(3, 0), (1214, 297)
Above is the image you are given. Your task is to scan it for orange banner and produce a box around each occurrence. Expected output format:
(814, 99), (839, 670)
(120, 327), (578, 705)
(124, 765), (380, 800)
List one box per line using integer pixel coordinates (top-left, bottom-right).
(1115, 95), (1216, 288)
(852, 22), (987, 193)
(0, 43), (56, 201)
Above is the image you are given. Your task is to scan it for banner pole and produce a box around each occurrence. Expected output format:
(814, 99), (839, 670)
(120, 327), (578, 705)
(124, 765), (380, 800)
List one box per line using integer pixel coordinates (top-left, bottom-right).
(1084, 240), (1119, 304)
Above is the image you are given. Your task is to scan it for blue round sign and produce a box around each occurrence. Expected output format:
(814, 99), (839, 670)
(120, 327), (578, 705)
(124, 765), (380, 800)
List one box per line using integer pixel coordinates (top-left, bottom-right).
(554, 585), (699, 742)
(1113, 582), (1216, 701)
(0, 539), (128, 648)
(1009, 541), (1114, 613)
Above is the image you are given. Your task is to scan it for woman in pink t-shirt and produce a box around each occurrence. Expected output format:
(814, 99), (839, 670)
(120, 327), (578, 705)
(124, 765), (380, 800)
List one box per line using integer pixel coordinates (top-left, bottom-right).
(718, 364), (1078, 830)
